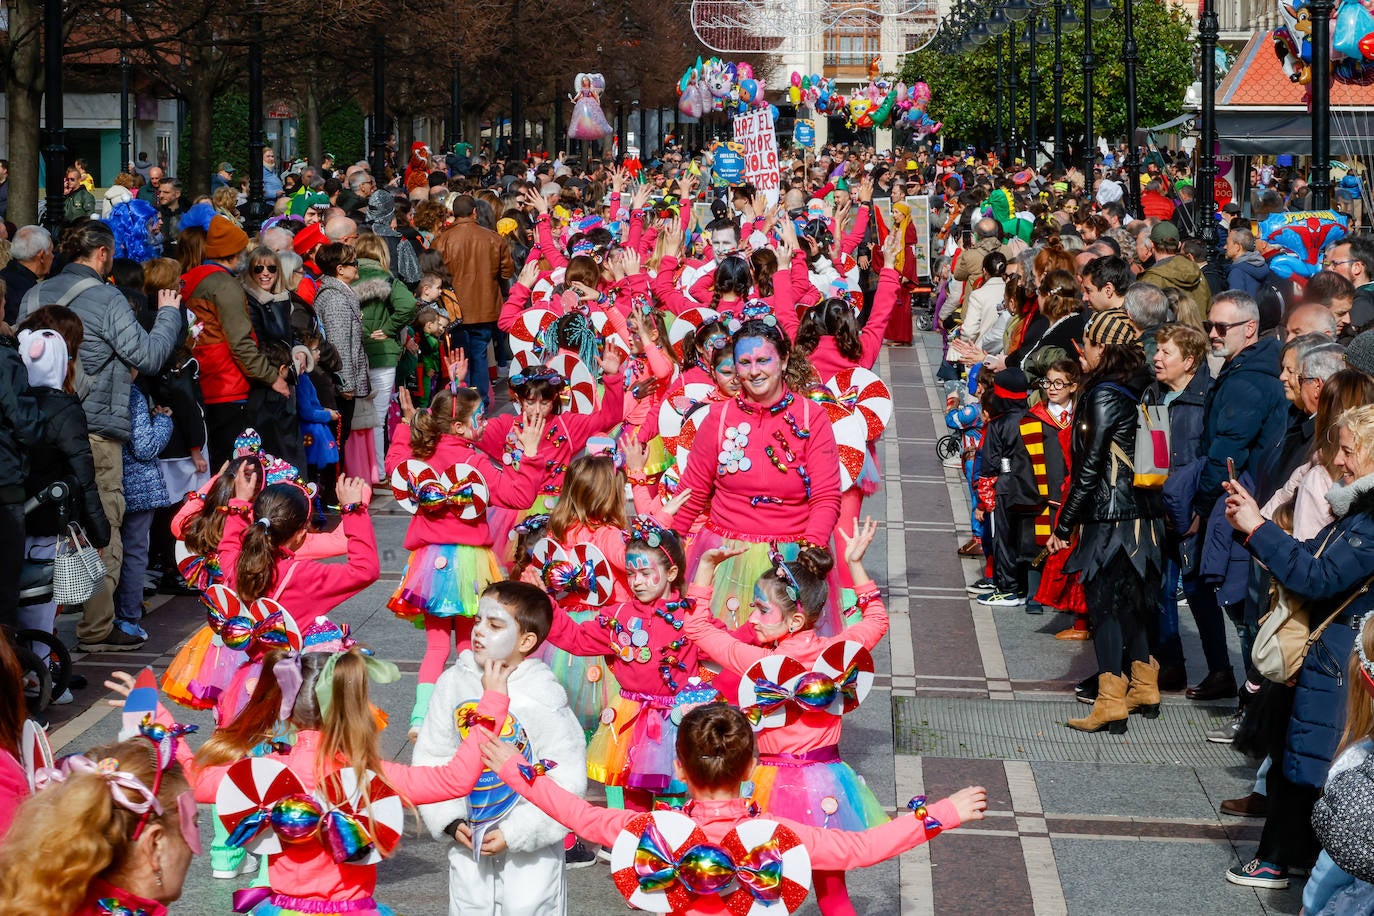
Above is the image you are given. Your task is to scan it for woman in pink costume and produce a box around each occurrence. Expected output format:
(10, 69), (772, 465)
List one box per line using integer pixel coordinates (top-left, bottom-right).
(670, 318), (843, 635)
(386, 386), (547, 737)
(684, 521), (888, 916)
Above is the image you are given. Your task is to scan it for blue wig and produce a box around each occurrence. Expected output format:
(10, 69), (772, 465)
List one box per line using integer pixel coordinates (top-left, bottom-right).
(179, 201), (216, 233)
(106, 199), (163, 263)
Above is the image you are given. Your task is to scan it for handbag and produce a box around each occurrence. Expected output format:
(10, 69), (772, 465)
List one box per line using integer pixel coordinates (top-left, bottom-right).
(1133, 402), (1171, 489)
(1251, 528), (1374, 682)
(53, 522), (106, 606)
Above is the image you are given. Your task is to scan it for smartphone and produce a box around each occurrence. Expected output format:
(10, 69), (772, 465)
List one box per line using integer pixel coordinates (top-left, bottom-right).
(1226, 457), (1237, 482)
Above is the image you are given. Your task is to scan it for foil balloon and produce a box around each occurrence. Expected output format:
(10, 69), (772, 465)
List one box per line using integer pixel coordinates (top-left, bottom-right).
(1259, 210), (1350, 281)
(568, 73), (613, 141)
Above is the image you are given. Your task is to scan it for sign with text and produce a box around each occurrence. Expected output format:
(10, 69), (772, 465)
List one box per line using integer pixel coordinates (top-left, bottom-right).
(733, 108), (780, 206)
(713, 149), (745, 185)
(794, 118), (816, 148)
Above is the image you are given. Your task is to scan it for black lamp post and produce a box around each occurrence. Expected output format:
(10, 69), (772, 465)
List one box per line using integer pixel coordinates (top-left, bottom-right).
(1082, 0), (1096, 201)
(1198, 0), (1219, 239)
(1052, 0), (1080, 168)
(41, 0), (65, 239)
(1027, 12), (1039, 169)
(995, 33), (1006, 157)
(511, 82), (523, 160)
(120, 51), (131, 173)
(1122, 0), (1142, 215)
(243, 1), (269, 235)
(450, 65), (462, 149)
(1008, 22), (1019, 161)
(371, 33), (388, 179)
(1310, 0), (1334, 207)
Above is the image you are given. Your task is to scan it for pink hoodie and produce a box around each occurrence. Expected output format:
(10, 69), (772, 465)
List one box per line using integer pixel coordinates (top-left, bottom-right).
(385, 424), (543, 550)
(495, 757), (960, 915)
(218, 503), (380, 629)
(184, 691), (509, 906)
(671, 392), (842, 547)
(683, 584), (888, 756)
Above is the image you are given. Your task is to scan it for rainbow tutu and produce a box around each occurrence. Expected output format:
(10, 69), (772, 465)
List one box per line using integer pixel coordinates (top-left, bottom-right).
(749, 749), (889, 831)
(586, 689), (682, 794)
(247, 894), (395, 916)
(387, 544), (500, 620)
(162, 624), (243, 710)
(539, 609), (621, 739)
(687, 531), (842, 637)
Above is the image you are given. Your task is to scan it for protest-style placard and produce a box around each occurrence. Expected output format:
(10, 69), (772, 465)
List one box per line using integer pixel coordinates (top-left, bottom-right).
(733, 108), (780, 206)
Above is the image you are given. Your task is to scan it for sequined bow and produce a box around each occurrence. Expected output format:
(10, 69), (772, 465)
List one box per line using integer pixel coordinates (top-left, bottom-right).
(516, 758), (558, 782)
(406, 479), (478, 516)
(634, 820), (784, 902)
(96, 899), (151, 916)
(907, 795), (943, 832)
(541, 558), (597, 599)
(206, 604), (293, 653)
(138, 717), (198, 770)
(742, 666), (862, 725)
(456, 709), (498, 732)
(509, 366), (566, 389)
(625, 515), (670, 549)
(226, 792), (325, 850)
(719, 300), (777, 332)
(834, 385), (861, 411)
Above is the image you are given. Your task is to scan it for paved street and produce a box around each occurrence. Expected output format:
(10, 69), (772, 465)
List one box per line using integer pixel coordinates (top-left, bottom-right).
(43, 330), (1298, 914)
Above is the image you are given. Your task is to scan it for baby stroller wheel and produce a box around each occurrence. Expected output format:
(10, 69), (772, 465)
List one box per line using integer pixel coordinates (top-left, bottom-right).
(18, 629), (72, 702)
(936, 434), (961, 462)
(915, 311), (934, 332)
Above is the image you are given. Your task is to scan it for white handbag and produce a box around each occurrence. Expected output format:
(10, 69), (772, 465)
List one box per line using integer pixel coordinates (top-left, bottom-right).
(53, 522), (106, 606)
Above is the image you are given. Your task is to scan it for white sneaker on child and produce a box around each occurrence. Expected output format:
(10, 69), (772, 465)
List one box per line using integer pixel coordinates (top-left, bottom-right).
(212, 853), (259, 880)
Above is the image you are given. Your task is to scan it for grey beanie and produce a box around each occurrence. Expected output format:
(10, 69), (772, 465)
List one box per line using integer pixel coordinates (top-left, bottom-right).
(1347, 329), (1374, 377)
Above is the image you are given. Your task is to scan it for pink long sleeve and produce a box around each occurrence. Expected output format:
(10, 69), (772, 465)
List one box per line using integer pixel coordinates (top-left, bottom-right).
(380, 691), (511, 804)
(788, 249), (822, 311)
(859, 270), (900, 367)
(497, 755), (634, 847)
(535, 215), (567, 269)
(560, 371), (625, 447)
(498, 282), (534, 334)
(650, 258), (696, 316)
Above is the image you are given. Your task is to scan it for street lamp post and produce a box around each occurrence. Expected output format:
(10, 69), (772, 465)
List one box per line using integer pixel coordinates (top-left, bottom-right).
(995, 35), (1006, 157)
(1008, 22), (1019, 161)
(41, 0), (65, 239)
(1198, 0), (1219, 239)
(120, 52), (131, 173)
(1082, 0), (1096, 201)
(371, 33), (388, 179)
(243, 1), (269, 235)
(1028, 12), (1039, 169)
(1123, 0), (1142, 215)
(1310, 0), (1334, 207)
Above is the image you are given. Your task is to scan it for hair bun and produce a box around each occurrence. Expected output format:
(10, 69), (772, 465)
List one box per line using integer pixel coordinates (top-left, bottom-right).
(793, 546), (835, 580)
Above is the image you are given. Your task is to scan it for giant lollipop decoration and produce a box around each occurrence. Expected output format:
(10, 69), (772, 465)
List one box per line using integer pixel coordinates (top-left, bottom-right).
(508, 308), (559, 367)
(545, 353), (598, 414)
(318, 768), (404, 864)
(826, 368), (893, 441)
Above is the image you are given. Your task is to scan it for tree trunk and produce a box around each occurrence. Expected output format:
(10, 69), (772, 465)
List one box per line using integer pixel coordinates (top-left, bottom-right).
(6, 0), (43, 225)
(301, 73), (322, 164)
(184, 61), (215, 196)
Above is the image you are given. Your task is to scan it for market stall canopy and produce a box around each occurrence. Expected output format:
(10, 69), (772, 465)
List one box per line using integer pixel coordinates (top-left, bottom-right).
(1214, 31), (1374, 156)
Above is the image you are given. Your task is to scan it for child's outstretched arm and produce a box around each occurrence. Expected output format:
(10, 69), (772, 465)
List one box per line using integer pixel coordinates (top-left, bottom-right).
(386, 659), (513, 805)
(837, 517), (889, 650)
(485, 740), (633, 848)
(794, 786), (988, 870)
(681, 546), (769, 675)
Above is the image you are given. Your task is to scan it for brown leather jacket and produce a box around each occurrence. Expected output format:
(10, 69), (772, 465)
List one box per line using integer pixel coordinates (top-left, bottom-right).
(431, 216), (515, 324)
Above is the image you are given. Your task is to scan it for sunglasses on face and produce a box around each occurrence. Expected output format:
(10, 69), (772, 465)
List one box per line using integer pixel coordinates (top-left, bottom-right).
(341, 260), (359, 267)
(252, 264), (279, 274)
(1203, 318), (1251, 335)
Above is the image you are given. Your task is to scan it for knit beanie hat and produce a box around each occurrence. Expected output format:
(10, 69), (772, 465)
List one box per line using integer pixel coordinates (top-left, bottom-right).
(1084, 308), (1139, 347)
(1347, 329), (1374, 377)
(205, 215), (249, 260)
(17, 328), (67, 389)
(992, 367), (1029, 399)
(292, 223), (328, 256)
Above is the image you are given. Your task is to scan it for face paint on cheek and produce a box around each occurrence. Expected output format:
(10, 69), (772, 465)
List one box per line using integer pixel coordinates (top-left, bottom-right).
(626, 551), (665, 590)
(474, 596), (520, 661)
(177, 790), (202, 855)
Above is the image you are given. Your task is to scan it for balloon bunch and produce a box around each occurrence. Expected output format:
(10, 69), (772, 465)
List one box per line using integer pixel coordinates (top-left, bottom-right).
(677, 58), (779, 120)
(787, 72), (840, 113)
(1274, 0), (1374, 87)
(896, 82), (942, 137)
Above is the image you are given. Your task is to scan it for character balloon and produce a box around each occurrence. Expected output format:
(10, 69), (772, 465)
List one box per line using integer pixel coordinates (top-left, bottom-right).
(569, 73), (613, 140)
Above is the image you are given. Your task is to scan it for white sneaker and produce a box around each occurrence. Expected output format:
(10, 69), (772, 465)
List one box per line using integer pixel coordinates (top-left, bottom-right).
(51, 689), (73, 706)
(212, 853), (259, 879)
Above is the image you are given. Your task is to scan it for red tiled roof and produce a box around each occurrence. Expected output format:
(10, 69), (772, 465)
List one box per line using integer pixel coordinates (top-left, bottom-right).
(1217, 29), (1374, 108)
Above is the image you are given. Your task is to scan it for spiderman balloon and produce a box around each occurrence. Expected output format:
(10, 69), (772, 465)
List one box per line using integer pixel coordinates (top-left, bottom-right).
(1258, 210), (1351, 282)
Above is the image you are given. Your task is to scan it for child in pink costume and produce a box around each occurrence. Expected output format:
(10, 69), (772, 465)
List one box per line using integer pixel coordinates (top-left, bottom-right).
(685, 522), (889, 916)
(483, 703), (988, 916)
(386, 386), (548, 738)
(542, 518), (714, 811)
(140, 648), (517, 916)
(670, 320), (843, 635)
(476, 350), (625, 518)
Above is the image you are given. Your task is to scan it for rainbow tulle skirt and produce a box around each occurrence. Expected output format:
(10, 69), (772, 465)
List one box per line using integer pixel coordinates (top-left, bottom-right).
(387, 544), (500, 620)
(749, 747), (889, 831)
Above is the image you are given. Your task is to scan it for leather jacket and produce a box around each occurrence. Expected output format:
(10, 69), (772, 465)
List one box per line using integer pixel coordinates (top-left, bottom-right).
(1054, 370), (1164, 538)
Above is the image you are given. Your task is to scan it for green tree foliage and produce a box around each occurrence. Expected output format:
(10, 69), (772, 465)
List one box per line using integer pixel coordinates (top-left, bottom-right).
(901, 0), (1193, 148)
(180, 91), (250, 177)
(311, 96), (366, 168)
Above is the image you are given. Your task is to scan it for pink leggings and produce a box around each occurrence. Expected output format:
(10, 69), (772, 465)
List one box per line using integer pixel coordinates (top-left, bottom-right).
(419, 616), (474, 684)
(813, 870), (855, 915)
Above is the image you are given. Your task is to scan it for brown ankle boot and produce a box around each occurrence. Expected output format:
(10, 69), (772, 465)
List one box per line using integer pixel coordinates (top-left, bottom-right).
(1067, 672), (1129, 734)
(1125, 657), (1161, 718)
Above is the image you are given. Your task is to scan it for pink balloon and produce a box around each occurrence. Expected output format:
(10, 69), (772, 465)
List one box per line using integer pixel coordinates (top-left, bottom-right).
(737, 62), (754, 81)
(791, 71), (801, 87)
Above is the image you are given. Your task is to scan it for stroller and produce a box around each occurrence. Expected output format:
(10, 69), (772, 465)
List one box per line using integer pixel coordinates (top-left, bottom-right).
(4, 480), (76, 713)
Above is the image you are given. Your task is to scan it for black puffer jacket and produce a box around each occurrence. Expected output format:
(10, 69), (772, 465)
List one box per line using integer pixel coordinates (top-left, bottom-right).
(1054, 367), (1164, 538)
(25, 388), (110, 547)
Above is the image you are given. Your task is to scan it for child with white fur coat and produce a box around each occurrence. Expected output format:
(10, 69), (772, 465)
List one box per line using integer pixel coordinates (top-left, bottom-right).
(413, 581), (587, 916)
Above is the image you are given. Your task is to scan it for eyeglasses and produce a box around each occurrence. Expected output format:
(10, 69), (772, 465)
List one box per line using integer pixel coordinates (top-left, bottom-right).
(1325, 257), (1356, 268)
(1039, 379), (1074, 390)
(1299, 375), (1323, 386)
(340, 260), (359, 268)
(1202, 318), (1252, 336)
(251, 264), (278, 274)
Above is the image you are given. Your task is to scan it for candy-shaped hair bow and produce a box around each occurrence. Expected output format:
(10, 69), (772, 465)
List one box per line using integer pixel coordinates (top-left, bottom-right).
(634, 818), (784, 903)
(907, 795), (943, 832)
(203, 585), (303, 655)
(739, 641), (876, 729)
(532, 539), (613, 606)
(389, 460), (489, 520)
(516, 758), (558, 782)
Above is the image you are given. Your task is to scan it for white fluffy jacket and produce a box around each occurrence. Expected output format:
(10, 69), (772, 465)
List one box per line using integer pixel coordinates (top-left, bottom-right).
(413, 651), (587, 852)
